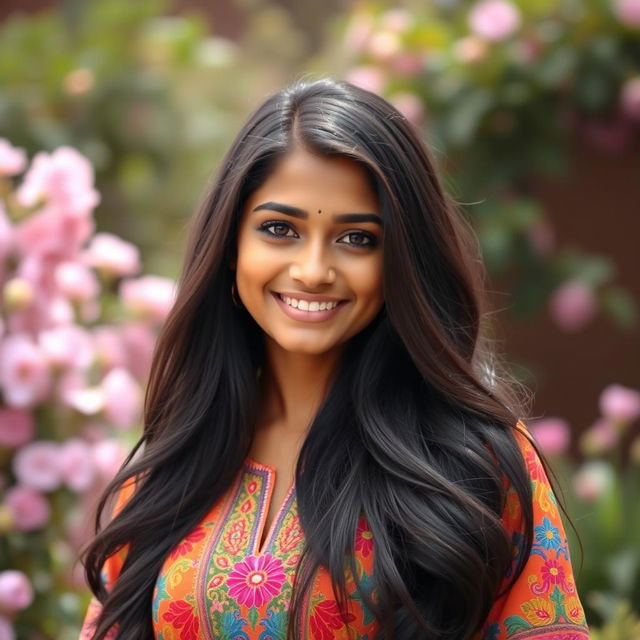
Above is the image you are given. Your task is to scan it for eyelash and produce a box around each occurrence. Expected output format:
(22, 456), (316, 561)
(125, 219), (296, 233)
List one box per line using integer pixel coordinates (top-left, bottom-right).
(257, 220), (379, 248)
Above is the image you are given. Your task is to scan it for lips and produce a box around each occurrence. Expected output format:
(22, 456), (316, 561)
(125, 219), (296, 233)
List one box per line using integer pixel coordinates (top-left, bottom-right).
(271, 292), (347, 323)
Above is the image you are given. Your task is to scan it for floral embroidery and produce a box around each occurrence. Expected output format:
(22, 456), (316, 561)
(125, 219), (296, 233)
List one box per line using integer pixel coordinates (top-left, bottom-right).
(223, 517), (250, 555)
(309, 599), (357, 640)
(227, 553), (286, 607)
(162, 600), (200, 639)
(355, 517), (374, 558)
(80, 425), (590, 640)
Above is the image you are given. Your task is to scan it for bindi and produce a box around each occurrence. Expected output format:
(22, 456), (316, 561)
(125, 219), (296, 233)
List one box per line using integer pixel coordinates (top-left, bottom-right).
(317, 209), (322, 214)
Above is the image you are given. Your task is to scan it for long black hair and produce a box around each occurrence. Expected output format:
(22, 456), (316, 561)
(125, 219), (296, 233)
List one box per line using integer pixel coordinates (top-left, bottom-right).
(82, 78), (552, 639)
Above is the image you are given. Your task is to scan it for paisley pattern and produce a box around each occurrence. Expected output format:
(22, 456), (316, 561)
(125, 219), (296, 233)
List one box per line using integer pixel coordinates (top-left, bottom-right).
(80, 421), (590, 639)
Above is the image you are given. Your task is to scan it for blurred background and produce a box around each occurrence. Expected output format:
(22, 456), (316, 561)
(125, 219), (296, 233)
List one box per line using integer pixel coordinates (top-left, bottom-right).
(0, 0), (638, 637)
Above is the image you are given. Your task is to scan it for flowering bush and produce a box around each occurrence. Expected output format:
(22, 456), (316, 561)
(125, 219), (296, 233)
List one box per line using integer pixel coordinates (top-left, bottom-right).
(0, 140), (175, 639)
(529, 383), (640, 630)
(330, 0), (640, 330)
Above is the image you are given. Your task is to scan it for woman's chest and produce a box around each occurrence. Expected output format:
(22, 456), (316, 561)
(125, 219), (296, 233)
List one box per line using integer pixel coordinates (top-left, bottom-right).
(151, 460), (378, 640)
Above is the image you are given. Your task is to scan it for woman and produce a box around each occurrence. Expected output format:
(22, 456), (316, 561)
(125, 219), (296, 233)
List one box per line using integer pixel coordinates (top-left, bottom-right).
(80, 78), (590, 639)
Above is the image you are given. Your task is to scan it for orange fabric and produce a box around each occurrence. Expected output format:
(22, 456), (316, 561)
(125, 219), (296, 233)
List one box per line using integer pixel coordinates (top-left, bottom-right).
(80, 422), (589, 639)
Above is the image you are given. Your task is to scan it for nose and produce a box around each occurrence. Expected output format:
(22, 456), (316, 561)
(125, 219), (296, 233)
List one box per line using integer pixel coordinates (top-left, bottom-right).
(288, 240), (336, 288)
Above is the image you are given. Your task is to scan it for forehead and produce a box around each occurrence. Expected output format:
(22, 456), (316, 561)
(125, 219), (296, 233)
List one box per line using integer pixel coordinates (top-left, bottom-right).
(245, 147), (379, 213)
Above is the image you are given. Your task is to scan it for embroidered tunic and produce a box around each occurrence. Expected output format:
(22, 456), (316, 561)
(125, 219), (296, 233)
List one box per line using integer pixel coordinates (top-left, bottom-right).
(79, 422), (590, 639)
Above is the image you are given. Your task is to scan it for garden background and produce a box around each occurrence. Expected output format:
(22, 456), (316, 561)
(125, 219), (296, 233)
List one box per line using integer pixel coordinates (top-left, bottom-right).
(0, 0), (639, 638)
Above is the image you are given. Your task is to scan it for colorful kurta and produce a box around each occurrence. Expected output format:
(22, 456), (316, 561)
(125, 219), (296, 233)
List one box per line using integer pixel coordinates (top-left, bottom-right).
(79, 421), (590, 639)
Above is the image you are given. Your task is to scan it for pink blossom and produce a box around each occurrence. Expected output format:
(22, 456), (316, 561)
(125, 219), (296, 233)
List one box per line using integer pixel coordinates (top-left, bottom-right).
(0, 570), (34, 612)
(12, 441), (61, 492)
(14, 207), (94, 263)
(0, 334), (52, 408)
(39, 324), (95, 371)
(548, 280), (597, 331)
(380, 9), (414, 34)
(82, 232), (140, 277)
(64, 384), (104, 415)
(0, 616), (14, 640)
(59, 439), (96, 492)
(468, 0), (521, 42)
(573, 461), (612, 502)
(530, 417), (570, 456)
(0, 140), (27, 176)
(388, 53), (425, 77)
(345, 66), (386, 95)
(580, 418), (618, 455)
(620, 76), (640, 119)
(527, 220), (555, 255)
(102, 368), (142, 429)
(54, 261), (100, 301)
(121, 322), (156, 380)
(227, 553), (286, 607)
(367, 31), (401, 62)
(390, 92), (425, 126)
(92, 326), (128, 370)
(91, 439), (127, 481)
(613, 0), (640, 27)
(15, 146), (100, 217)
(0, 409), (35, 448)
(4, 485), (50, 531)
(119, 275), (176, 323)
(599, 384), (640, 422)
(343, 13), (374, 54)
(453, 36), (489, 63)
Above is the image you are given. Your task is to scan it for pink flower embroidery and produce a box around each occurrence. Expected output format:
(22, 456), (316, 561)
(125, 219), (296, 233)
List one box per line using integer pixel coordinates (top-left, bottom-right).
(531, 559), (574, 595)
(227, 553), (285, 608)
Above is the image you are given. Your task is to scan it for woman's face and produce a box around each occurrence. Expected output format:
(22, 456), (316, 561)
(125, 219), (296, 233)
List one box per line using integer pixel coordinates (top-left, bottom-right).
(234, 146), (384, 356)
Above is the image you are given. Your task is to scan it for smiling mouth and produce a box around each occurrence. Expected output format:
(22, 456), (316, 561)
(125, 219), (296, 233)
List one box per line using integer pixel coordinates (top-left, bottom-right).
(275, 292), (347, 312)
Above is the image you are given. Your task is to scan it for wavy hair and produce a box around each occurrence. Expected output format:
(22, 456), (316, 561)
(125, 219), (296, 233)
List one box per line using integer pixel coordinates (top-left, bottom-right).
(82, 78), (563, 639)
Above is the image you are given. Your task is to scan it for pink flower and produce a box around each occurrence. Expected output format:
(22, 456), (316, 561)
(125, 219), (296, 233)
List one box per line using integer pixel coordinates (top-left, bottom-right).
(82, 232), (140, 277)
(581, 113), (634, 154)
(345, 66), (386, 95)
(613, 0), (640, 27)
(468, 0), (521, 42)
(343, 13), (374, 54)
(12, 441), (61, 492)
(39, 325), (95, 370)
(119, 275), (176, 323)
(367, 31), (401, 62)
(227, 553), (286, 608)
(3, 485), (50, 531)
(0, 140), (27, 176)
(389, 92), (424, 126)
(0, 409), (35, 448)
(92, 326), (128, 370)
(54, 261), (100, 302)
(453, 36), (489, 63)
(380, 9), (414, 34)
(15, 146), (100, 218)
(15, 208), (94, 263)
(599, 384), (640, 423)
(121, 322), (156, 380)
(91, 439), (127, 482)
(530, 418), (570, 456)
(59, 439), (96, 492)
(0, 570), (34, 612)
(102, 368), (142, 429)
(0, 334), (52, 408)
(580, 418), (618, 454)
(526, 220), (555, 256)
(620, 76), (640, 119)
(548, 280), (597, 331)
(0, 616), (15, 640)
(573, 462), (612, 502)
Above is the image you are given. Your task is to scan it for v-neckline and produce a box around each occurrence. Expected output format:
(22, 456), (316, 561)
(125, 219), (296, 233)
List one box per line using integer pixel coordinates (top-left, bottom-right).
(244, 457), (296, 556)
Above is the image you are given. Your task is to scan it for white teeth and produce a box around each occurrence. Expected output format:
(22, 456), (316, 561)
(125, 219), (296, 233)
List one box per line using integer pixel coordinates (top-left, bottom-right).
(278, 294), (339, 311)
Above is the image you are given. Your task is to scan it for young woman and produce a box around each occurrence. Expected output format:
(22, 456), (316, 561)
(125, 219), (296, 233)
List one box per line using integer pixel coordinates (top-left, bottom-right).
(79, 78), (590, 640)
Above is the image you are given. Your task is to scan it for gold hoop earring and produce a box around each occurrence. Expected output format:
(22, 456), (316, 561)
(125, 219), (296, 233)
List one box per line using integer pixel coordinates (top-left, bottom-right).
(231, 280), (243, 309)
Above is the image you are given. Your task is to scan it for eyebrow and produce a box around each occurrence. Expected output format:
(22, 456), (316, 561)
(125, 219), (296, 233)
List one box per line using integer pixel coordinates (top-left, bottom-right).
(252, 201), (383, 226)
